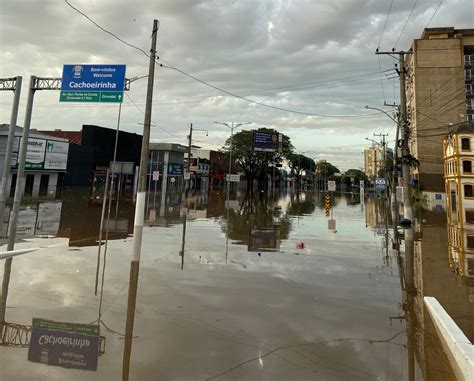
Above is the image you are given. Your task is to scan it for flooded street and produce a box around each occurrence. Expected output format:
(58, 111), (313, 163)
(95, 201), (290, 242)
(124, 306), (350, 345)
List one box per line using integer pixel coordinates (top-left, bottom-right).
(0, 190), (472, 380)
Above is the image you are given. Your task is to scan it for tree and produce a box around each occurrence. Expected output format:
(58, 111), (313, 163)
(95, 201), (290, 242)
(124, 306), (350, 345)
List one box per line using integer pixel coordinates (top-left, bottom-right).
(287, 153), (316, 176)
(315, 160), (340, 178)
(221, 128), (293, 190)
(342, 169), (368, 188)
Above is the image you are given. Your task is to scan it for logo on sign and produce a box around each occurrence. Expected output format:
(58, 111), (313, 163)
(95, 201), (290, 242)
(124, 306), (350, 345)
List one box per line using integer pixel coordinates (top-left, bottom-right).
(73, 65), (83, 78)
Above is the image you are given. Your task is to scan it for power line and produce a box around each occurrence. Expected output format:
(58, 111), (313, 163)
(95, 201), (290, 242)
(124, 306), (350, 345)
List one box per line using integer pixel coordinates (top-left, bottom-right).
(394, 0), (418, 49)
(159, 63), (380, 119)
(378, 0), (394, 48)
(64, 0), (152, 58)
(425, 0), (443, 29)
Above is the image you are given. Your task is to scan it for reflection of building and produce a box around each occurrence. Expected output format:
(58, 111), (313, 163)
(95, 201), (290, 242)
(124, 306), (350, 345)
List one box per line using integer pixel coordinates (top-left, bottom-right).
(187, 148), (211, 190)
(364, 145), (384, 178)
(406, 27), (474, 192)
(444, 124), (474, 279)
(149, 143), (187, 189)
(412, 213), (474, 380)
(0, 125), (69, 198)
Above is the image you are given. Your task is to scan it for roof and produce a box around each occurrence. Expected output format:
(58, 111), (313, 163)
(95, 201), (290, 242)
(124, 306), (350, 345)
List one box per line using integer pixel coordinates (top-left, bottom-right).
(40, 130), (82, 144)
(421, 27), (474, 39)
(0, 124), (68, 143)
(149, 142), (187, 152)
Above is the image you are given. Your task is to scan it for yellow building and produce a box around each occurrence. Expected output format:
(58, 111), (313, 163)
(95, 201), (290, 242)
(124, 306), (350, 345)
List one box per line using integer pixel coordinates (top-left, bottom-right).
(406, 27), (474, 192)
(443, 123), (474, 281)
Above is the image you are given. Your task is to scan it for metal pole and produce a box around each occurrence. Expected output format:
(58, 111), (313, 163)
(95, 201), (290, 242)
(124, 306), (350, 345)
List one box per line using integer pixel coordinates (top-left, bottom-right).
(0, 76), (35, 323)
(94, 168), (110, 295)
(187, 123), (193, 190)
(0, 76), (22, 223)
(122, 20), (158, 381)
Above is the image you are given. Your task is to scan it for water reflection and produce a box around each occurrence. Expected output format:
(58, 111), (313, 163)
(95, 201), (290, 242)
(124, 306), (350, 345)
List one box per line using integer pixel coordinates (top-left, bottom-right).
(1, 189), (472, 380)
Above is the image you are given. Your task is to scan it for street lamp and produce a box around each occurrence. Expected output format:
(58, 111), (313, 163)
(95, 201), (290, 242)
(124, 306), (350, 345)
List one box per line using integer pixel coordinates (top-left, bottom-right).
(214, 121), (251, 185)
(364, 105), (397, 123)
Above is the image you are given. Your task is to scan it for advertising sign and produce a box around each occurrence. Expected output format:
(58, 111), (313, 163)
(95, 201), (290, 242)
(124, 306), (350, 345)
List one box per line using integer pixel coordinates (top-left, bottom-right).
(168, 163), (183, 175)
(60, 64), (126, 103)
(28, 318), (100, 371)
(248, 229), (280, 252)
(44, 140), (69, 170)
(253, 131), (280, 152)
(24, 138), (46, 169)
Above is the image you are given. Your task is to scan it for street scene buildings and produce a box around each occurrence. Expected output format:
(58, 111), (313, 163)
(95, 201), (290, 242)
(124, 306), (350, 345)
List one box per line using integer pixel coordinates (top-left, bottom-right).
(0, 2), (473, 380)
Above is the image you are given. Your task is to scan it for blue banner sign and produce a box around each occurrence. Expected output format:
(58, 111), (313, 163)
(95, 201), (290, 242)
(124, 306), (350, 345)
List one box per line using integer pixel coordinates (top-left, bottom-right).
(28, 318), (100, 371)
(60, 64), (126, 103)
(168, 163), (183, 175)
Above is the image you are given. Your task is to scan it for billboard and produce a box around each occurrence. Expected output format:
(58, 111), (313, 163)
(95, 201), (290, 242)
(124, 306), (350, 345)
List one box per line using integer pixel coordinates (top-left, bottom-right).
(253, 131), (280, 153)
(44, 140), (69, 170)
(11, 137), (69, 171)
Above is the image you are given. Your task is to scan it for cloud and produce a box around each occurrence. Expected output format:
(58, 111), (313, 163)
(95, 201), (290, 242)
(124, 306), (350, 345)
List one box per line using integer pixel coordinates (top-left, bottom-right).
(0, 0), (472, 169)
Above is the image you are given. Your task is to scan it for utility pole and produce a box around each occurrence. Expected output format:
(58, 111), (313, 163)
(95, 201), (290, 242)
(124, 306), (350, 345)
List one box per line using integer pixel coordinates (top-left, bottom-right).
(0, 76), (22, 223)
(376, 50), (413, 222)
(0, 76), (35, 323)
(186, 123), (193, 190)
(122, 19), (158, 381)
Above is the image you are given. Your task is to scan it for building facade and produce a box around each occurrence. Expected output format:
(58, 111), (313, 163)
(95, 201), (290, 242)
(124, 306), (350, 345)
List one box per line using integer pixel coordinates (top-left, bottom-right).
(149, 143), (187, 189)
(364, 145), (384, 178)
(0, 125), (69, 198)
(407, 27), (474, 192)
(443, 124), (474, 281)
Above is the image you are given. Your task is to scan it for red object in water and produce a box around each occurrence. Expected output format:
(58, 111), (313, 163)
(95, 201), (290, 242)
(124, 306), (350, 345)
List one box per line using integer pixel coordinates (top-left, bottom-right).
(296, 242), (305, 249)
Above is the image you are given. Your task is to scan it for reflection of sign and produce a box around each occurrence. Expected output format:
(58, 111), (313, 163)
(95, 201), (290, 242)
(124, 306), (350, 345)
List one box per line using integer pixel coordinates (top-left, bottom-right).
(44, 140), (69, 170)
(28, 318), (100, 371)
(375, 177), (386, 190)
(168, 163), (183, 175)
(60, 64), (126, 103)
(396, 186), (403, 201)
(328, 180), (336, 192)
(226, 174), (240, 182)
(253, 131), (280, 152)
(152, 171), (160, 181)
(328, 219), (336, 230)
(36, 202), (62, 236)
(248, 229), (280, 252)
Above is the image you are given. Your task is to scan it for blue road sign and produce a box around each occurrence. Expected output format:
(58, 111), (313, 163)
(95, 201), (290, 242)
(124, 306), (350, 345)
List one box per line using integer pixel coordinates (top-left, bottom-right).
(60, 64), (126, 103)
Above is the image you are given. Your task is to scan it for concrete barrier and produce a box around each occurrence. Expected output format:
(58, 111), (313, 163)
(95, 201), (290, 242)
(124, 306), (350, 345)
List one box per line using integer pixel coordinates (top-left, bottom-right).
(424, 296), (474, 380)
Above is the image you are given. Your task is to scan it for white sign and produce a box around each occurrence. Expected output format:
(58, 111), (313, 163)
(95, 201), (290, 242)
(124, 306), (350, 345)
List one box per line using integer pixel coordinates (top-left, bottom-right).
(36, 202), (62, 235)
(225, 199), (240, 210)
(170, 177), (176, 183)
(226, 174), (240, 182)
(375, 178), (386, 185)
(359, 180), (364, 188)
(23, 138), (46, 169)
(184, 173), (191, 180)
(44, 140), (69, 170)
(152, 171), (160, 181)
(328, 180), (336, 192)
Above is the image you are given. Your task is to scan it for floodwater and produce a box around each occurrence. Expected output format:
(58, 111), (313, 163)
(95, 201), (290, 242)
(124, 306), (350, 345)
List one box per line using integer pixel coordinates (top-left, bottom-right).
(0, 189), (472, 380)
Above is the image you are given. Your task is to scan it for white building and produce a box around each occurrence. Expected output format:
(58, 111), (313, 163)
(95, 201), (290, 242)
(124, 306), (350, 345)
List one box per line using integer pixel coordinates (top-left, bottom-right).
(0, 125), (69, 198)
(443, 123), (474, 280)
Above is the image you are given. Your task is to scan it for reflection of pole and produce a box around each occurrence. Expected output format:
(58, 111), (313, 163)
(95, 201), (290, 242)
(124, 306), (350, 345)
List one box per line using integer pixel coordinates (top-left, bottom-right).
(405, 224), (415, 381)
(0, 76), (35, 323)
(94, 168), (110, 295)
(122, 19), (158, 381)
(179, 210), (187, 270)
(0, 76), (22, 223)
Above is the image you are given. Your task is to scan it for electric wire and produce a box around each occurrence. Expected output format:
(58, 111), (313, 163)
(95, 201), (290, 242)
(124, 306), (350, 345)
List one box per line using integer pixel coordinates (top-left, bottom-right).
(378, 0), (394, 49)
(394, 0), (418, 49)
(425, 0), (443, 29)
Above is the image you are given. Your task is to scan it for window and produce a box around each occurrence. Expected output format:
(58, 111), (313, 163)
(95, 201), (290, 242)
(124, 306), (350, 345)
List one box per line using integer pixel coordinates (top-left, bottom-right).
(462, 137), (471, 151)
(463, 160), (472, 173)
(465, 184), (474, 197)
(467, 235), (474, 249)
(466, 210), (474, 223)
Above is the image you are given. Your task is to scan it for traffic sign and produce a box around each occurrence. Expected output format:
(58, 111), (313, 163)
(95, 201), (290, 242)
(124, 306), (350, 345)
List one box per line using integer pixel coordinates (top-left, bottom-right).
(226, 174), (240, 182)
(60, 64), (126, 103)
(152, 171), (160, 181)
(328, 180), (336, 192)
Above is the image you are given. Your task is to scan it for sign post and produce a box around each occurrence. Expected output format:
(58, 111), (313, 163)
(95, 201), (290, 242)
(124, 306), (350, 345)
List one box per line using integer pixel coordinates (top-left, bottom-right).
(60, 64), (126, 103)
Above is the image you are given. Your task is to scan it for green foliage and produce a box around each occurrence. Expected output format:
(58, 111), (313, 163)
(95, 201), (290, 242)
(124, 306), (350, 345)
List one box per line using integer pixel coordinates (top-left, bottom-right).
(315, 160), (340, 178)
(287, 153), (316, 175)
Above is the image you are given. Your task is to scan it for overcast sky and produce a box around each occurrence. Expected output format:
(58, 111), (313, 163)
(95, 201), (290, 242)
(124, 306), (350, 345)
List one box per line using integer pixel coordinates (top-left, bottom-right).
(0, 0), (473, 170)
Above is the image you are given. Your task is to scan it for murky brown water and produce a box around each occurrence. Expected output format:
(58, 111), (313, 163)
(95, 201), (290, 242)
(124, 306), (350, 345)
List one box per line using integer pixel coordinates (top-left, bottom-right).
(0, 189), (472, 380)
